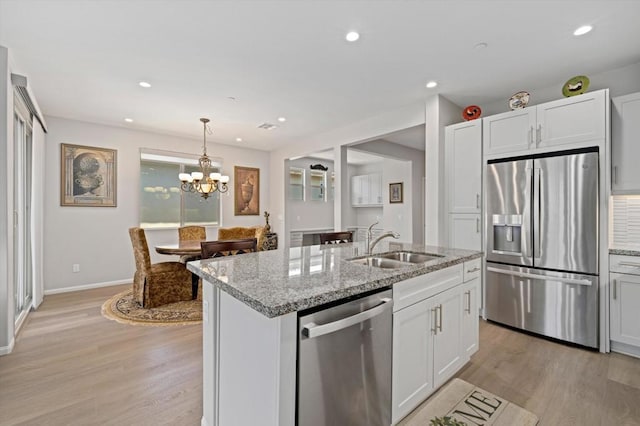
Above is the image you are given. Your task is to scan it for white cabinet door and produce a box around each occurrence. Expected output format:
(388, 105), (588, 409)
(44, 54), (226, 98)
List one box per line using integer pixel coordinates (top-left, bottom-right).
(483, 107), (536, 156)
(445, 121), (482, 213)
(449, 214), (481, 251)
(432, 286), (463, 388)
(392, 299), (434, 424)
(351, 175), (363, 206)
(537, 90), (606, 149)
(460, 278), (480, 359)
(612, 92), (640, 193)
(610, 272), (640, 347)
(369, 173), (383, 205)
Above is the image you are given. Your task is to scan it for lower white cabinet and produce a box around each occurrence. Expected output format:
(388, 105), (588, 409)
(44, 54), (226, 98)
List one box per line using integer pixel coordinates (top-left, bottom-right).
(391, 260), (480, 424)
(610, 271), (640, 348)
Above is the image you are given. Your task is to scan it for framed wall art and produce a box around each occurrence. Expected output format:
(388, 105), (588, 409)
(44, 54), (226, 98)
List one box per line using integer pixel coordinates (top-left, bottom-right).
(234, 166), (260, 215)
(60, 143), (117, 207)
(389, 182), (403, 204)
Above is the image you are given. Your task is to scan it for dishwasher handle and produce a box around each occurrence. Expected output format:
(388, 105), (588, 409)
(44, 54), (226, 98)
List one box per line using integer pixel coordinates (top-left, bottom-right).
(302, 298), (393, 339)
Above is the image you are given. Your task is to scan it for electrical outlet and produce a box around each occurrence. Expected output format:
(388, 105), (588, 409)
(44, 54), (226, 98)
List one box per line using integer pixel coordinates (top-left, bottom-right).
(72, 264), (80, 273)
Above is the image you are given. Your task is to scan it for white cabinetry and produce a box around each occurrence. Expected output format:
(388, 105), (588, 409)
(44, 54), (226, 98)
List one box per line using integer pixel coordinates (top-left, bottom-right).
(351, 173), (383, 207)
(445, 120), (482, 214)
(444, 120), (482, 252)
(612, 92), (640, 193)
(483, 89), (606, 158)
(391, 260), (480, 424)
(610, 254), (640, 355)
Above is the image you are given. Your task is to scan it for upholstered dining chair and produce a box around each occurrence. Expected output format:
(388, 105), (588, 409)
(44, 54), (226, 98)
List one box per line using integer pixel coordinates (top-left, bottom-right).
(128, 227), (193, 308)
(217, 226), (266, 251)
(178, 225), (207, 263)
(318, 231), (353, 245)
(200, 238), (258, 259)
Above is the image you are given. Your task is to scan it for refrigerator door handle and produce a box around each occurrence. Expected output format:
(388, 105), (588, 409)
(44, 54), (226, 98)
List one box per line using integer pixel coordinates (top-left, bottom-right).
(533, 168), (542, 259)
(487, 266), (593, 286)
(524, 167), (533, 260)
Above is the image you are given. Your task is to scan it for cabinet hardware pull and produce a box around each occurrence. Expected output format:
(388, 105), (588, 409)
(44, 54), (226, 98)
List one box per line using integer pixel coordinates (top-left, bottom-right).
(529, 126), (534, 145)
(536, 124), (542, 144)
(438, 304), (443, 332)
(613, 279), (617, 300)
(476, 218), (480, 233)
(476, 194), (480, 209)
(614, 166), (618, 185)
(465, 291), (471, 313)
(467, 267), (481, 273)
(432, 307), (438, 335)
(618, 261), (640, 268)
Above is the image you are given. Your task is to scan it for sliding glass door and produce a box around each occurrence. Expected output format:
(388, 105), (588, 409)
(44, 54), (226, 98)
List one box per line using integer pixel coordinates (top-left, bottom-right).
(13, 99), (33, 325)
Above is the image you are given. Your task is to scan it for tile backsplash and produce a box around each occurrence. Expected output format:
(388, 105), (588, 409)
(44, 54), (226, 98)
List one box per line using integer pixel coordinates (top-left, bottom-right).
(611, 196), (640, 249)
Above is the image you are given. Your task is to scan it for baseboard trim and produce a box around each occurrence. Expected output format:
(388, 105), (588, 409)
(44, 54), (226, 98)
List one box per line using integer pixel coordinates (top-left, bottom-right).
(0, 337), (16, 356)
(201, 417), (210, 426)
(44, 279), (130, 295)
(611, 341), (640, 359)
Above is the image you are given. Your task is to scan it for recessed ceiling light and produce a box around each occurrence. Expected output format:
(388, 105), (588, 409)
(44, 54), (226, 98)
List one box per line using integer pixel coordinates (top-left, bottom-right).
(345, 31), (360, 42)
(573, 25), (593, 36)
(236, 137), (243, 142)
(278, 117), (286, 122)
(138, 81), (152, 88)
(124, 118), (133, 123)
(426, 81), (438, 89)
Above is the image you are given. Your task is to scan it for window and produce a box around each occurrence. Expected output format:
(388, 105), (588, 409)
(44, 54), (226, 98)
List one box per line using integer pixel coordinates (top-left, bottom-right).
(289, 167), (305, 201)
(140, 149), (221, 228)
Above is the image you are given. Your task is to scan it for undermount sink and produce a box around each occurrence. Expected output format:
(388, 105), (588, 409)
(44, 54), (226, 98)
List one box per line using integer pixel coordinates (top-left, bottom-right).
(377, 251), (444, 264)
(348, 251), (444, 269)
(348, 256), (409, 269)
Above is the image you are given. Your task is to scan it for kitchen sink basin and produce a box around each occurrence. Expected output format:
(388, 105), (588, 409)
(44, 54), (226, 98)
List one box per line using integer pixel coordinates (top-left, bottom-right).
(348, 251), (443, 269)
(377, 251), (443, 264)
(348, 256), (409, 269)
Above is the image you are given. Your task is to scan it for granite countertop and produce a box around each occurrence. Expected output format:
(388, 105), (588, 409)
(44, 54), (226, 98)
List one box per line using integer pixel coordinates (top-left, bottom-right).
(610, 248), (640, 257)
(188, 241), (482, 318)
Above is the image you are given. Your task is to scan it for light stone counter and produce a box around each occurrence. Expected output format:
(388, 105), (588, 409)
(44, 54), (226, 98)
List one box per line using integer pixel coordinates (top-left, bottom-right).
(188, 241), (482, 318)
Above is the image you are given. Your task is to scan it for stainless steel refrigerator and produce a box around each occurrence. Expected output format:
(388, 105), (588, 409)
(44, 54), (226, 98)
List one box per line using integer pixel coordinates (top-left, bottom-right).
(485, 148), (599, 348)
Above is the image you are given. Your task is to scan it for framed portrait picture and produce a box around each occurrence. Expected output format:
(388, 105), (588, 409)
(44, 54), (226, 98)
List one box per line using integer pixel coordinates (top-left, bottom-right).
(60, 143), (117, 207)
(234, 166), (260, 215)
(389, 182), (403, 204)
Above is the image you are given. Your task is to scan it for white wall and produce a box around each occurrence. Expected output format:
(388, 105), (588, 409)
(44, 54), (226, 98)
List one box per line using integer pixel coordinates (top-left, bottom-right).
(270, 102), (426, 248)
(382, 158), (412, 242)
(287, 157), (334, 231)
(43, 116), (270, 293)
(425, 95), (462, 246)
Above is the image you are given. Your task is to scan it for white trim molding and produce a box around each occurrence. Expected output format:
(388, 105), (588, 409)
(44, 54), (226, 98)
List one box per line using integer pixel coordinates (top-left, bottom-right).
(44, 279), (130, 295)
(0, 337), (15, 356)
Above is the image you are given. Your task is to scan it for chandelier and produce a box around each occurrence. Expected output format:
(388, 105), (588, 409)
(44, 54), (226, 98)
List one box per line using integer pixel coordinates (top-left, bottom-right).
(178, 118), (229, 199)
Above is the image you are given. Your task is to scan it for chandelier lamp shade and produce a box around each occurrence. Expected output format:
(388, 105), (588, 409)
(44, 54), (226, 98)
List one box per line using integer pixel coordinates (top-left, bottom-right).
(178, 118), (229, 199)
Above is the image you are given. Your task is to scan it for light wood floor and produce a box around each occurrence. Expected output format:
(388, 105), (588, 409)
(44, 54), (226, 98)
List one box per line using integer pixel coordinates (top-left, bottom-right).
(1, 286), (640, 425)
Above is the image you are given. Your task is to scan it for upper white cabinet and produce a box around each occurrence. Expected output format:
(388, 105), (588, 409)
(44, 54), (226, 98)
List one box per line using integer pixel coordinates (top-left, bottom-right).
(612, 92), (640, 194)
(483, 89), (606, 157)
(445, 120), (482, 214)
(351, 173), (382, 207)
(449, 213), (481, 251)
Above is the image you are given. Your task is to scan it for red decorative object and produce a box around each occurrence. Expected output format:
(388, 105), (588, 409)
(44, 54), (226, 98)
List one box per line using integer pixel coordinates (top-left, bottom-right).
(462, 105), (482, 121)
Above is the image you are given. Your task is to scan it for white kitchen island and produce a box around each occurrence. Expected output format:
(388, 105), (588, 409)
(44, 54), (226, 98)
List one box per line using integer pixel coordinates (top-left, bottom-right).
(188, 241), (482, 426)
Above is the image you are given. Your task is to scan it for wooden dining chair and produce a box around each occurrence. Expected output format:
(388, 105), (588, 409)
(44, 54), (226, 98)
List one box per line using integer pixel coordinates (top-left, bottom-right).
(200, 238), (258, 259)
(318, 231), (353, 245)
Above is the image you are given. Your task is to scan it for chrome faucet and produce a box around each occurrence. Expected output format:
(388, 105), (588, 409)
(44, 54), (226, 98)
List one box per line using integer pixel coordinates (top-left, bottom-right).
(366, 221), (400, 254)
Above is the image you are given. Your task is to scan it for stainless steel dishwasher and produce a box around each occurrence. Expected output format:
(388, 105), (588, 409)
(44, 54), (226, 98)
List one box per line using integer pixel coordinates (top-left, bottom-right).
(297, 289), (393, 426)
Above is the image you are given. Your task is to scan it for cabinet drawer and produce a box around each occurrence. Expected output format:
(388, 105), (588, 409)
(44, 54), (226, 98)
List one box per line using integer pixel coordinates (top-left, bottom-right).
(463, 258), (482, 282)
(610, 254), (640, 275)
(393, 264), (463, 312)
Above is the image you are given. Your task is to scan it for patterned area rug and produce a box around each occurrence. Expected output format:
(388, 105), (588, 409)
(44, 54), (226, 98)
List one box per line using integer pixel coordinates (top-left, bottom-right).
(400, 378), (538, 426)
(101, 289), (202, 326)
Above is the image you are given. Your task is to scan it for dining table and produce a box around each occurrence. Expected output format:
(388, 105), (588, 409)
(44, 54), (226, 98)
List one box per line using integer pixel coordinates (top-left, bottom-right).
(155, 240), (205, 299)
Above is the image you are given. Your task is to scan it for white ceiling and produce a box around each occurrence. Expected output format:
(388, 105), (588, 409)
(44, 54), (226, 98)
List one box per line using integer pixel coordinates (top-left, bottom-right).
(1, 1), (639, 152)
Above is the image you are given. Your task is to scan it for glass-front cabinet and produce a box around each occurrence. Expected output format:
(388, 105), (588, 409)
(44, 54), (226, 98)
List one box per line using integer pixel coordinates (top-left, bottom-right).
(309, 170), (326, 201)
(289, 167), (305, 200)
